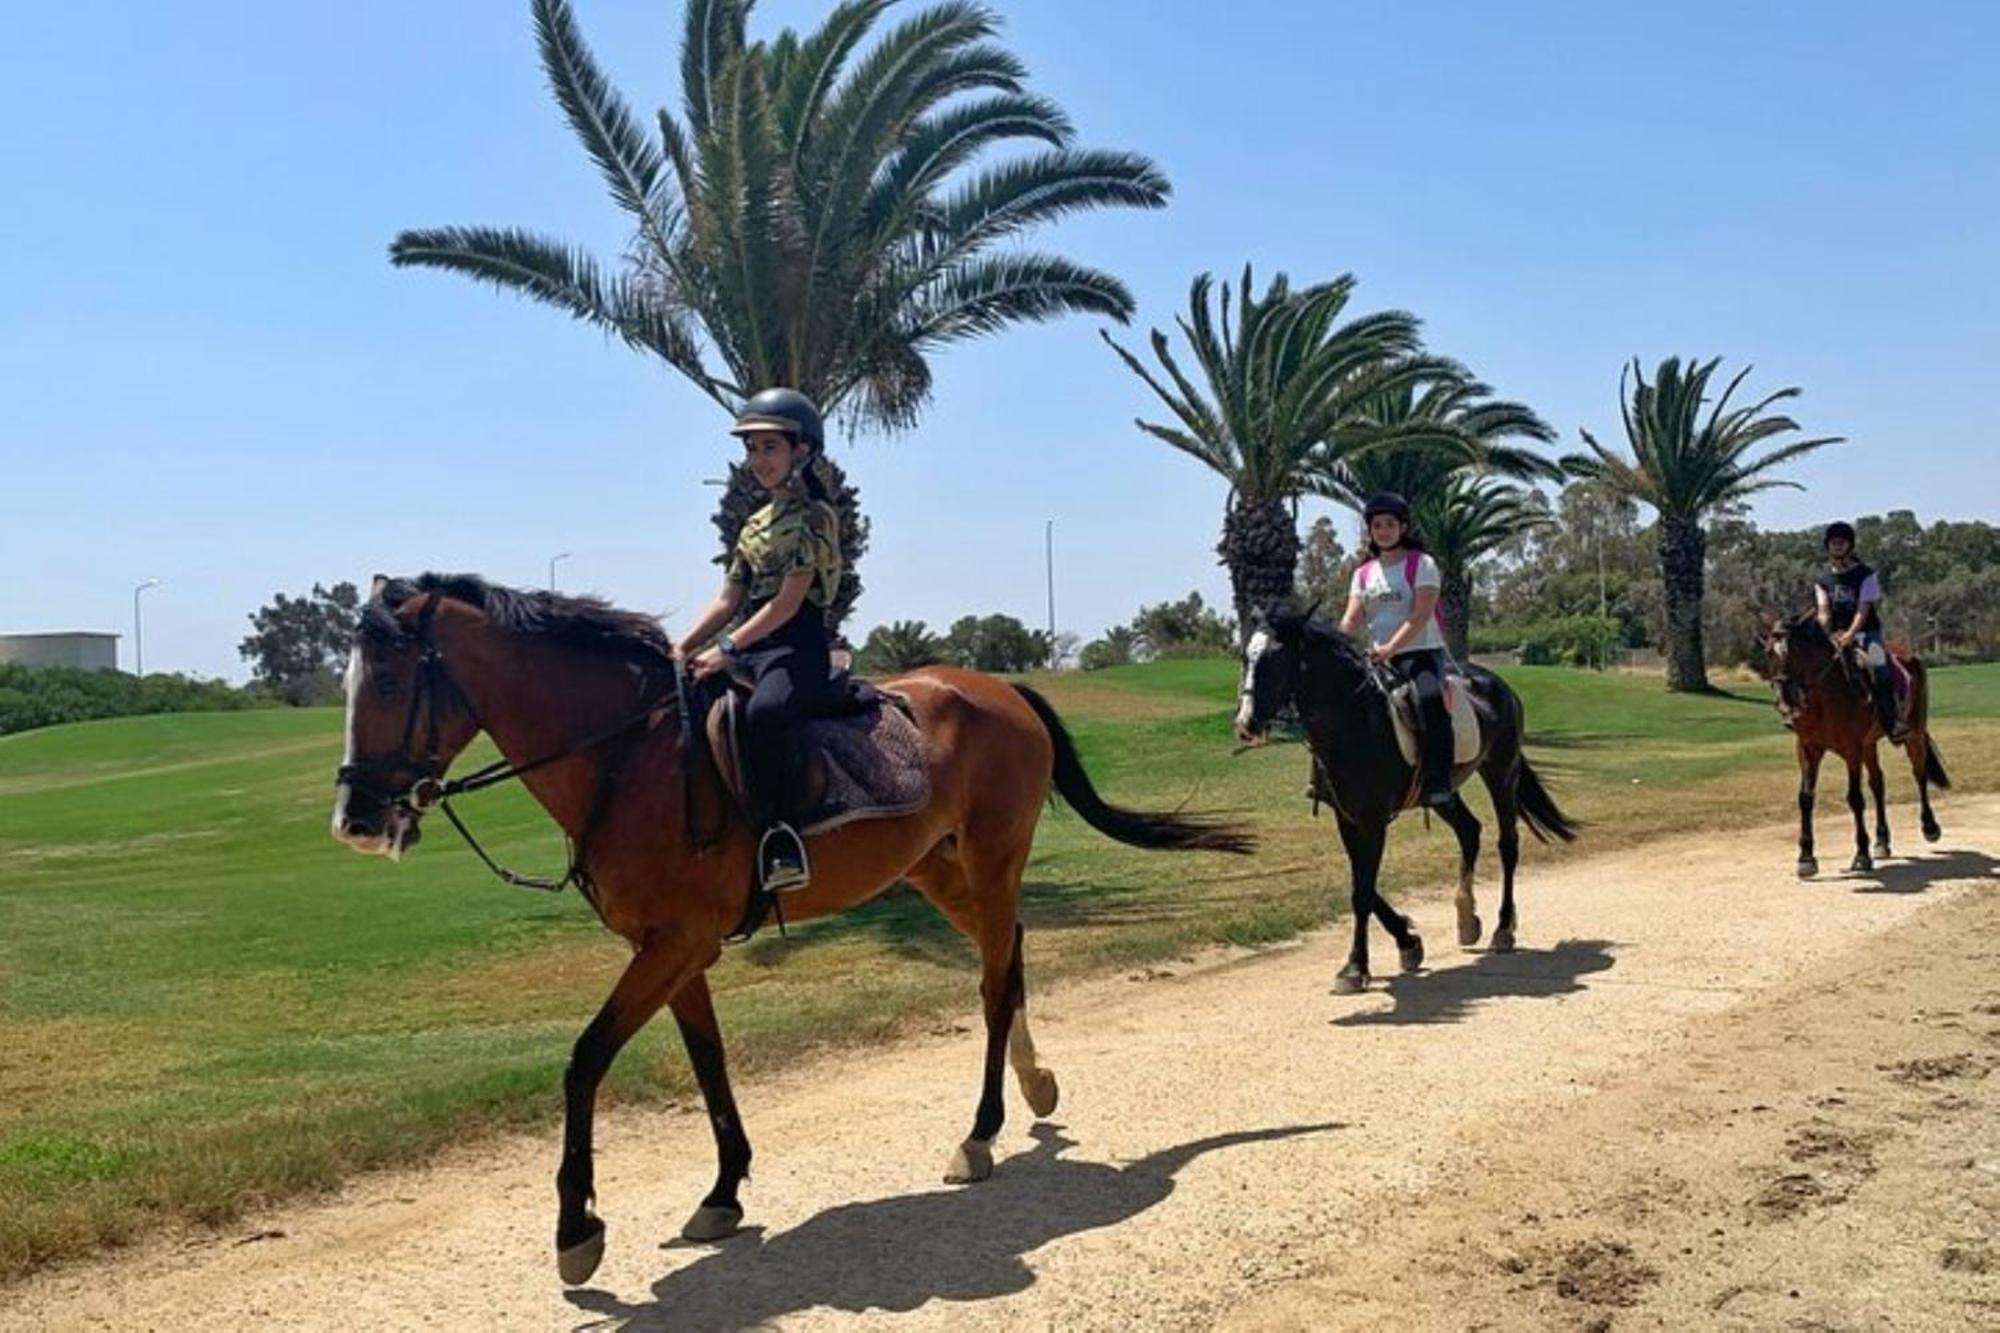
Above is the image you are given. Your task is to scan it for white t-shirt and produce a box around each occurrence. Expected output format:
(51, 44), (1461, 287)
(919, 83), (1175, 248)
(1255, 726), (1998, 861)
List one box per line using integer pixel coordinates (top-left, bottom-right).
(1350, 550), (1445, 653)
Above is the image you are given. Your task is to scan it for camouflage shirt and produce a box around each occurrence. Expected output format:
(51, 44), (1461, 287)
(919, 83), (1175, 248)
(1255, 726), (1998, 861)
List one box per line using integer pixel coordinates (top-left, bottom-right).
(727, 492), (842, 608)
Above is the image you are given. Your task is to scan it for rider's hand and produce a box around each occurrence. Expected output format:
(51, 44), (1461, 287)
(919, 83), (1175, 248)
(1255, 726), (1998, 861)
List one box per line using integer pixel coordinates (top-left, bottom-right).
(690, 648), (728, 680)
(1368, 641), (1392, 664)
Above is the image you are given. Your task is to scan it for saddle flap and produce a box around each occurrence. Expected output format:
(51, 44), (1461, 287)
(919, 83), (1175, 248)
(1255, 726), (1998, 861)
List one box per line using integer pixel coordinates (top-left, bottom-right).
(703, 685), (931, 837)
(1389, 676), (1481, 770)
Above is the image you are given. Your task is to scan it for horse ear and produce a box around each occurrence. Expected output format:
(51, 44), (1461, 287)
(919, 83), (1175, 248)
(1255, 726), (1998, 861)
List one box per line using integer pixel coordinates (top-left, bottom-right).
(370, 574), (390, 600)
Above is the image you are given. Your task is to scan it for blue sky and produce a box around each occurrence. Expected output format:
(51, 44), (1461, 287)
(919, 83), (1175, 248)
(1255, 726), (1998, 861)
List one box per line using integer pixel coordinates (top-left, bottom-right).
(4, 0), (1996, 680)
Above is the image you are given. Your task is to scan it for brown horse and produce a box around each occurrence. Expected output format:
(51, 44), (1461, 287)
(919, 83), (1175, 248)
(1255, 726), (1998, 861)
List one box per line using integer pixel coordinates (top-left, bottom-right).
(1760, 612), (1949, 877)
(329, 575), (1252, 1285)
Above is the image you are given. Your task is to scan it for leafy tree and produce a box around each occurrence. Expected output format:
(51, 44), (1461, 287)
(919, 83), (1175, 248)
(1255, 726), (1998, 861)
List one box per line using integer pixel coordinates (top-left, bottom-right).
(941, 613), (1049, 673)
(1131, 591), (1235, 659)
(239, 582), (360, 705)
(1294, 516), (1348, 613)
(392, 0), (1168, 634)
(1079, 624), (1141, 671)
(1104, 267), (1446, 642)
(0, 665), (259, 737)
(854, 619), (944, 674)
(1563, 357), (1841, 690)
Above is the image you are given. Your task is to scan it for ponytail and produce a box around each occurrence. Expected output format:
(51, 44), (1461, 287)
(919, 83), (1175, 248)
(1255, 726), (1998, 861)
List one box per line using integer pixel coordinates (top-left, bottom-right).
(799, 449), (832, 504)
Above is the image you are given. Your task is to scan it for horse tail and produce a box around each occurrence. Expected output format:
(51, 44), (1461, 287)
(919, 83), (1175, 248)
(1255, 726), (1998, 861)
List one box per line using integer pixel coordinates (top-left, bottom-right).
(1923, 737), (1953, 791)
(1010, 684), (1255, 855)
(1515, 758), (1581, 844)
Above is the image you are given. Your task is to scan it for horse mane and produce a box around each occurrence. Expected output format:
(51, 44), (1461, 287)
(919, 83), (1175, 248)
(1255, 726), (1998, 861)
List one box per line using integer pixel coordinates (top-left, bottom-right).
(1781, 611), (1834, 654)
(1268, 604), (1370, 675)
(361, 573), (673, 663)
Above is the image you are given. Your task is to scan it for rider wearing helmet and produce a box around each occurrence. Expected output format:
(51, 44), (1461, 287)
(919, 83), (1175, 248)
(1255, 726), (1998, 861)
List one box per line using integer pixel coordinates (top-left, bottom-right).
(1340, 492), (1455, 806)
(675, 389), (842, 894)
(1816, 520), (1903, 743)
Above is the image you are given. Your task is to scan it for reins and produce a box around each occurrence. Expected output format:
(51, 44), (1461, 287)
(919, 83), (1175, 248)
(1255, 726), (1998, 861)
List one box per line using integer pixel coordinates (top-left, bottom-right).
(336, 593), (685, 897)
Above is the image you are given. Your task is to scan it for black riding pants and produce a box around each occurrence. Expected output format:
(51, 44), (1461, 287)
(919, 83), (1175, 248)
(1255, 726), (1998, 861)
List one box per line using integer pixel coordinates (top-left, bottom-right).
(737, 612), (833, 827)
(1392, 648), (1453, 793)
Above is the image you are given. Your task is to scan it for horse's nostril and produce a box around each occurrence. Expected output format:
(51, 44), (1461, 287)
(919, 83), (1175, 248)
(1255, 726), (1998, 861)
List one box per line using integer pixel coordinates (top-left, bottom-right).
(343, 819), (374, 839)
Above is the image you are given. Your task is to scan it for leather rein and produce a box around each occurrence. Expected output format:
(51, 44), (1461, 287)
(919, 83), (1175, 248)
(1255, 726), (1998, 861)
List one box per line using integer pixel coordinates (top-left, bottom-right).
(334, 593), (696, 897)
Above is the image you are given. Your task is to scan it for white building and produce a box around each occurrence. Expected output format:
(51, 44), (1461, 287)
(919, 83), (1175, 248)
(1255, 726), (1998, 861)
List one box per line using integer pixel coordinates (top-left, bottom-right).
(0, 632), (121, 671)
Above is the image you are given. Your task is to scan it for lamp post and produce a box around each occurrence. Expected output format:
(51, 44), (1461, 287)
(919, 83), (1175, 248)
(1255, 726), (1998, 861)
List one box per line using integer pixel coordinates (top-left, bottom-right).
(548, 551), (572, 591)
(1045, 519), (1057, 669)
(133, 579), (161, 676)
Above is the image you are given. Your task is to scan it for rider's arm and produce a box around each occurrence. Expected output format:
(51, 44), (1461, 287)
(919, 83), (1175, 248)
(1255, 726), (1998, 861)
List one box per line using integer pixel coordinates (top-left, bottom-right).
(1815, 585), (1834, 633)
(726, 571), (813, 651)
(673, 582), (745, 658)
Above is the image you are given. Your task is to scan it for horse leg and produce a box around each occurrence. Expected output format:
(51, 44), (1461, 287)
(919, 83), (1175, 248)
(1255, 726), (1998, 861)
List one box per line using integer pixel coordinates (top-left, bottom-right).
(1843, 756), (1872, 874)
(1865, 746), (1892, 860)
(1435, 793), (1484, 948)
(1796, 743), (1823, 878)
(1486, 772), (1524, 952)
(1909, 733), (1943, 843)
(1332, 814), (1386, 994)
(669, 973), (753, 1243)
(556, 937), (711, 1285)
(1002, 923), (1061, 1119)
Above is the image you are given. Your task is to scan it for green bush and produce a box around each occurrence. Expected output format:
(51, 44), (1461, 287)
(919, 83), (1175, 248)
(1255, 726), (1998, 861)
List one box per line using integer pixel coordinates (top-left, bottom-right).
(1517, 615), (1626, 668)
(0, 664), (264, 736)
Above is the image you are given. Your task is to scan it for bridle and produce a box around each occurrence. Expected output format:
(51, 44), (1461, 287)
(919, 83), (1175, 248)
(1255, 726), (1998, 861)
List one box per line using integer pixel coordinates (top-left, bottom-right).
(334, 593), (686, 895)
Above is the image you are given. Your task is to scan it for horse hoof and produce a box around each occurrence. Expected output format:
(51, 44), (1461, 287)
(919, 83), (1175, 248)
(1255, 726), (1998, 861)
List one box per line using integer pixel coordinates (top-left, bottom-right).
(1458, 914), (1483, 948)
(1023, 1069), (1060, 1119)
(1491, 927), (1516, 954)
(680, 1204), (743, 1243)
(945, 1138), (993, 1184)
(1923, 820), (1942, 844)
(1399, 934), (1425, 974)
(1797, 858), (1819, 879)
(1873, 839), (1893, 860)
(556, 1217), (606, 1286)
(1331, 964), (1369, 995)
(1849, 853), (1873, 874)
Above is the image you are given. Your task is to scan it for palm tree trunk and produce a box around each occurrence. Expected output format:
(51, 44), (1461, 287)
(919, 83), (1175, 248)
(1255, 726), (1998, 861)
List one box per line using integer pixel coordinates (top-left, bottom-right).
(1658, 514), (1709, 692)
(1218, 494), (1300, 648)
(1438, 559), (1472, 663)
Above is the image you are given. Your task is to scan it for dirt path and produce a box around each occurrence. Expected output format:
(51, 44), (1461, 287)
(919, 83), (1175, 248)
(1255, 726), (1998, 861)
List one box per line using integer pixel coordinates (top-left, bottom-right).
(10, 800), (1998, 1331)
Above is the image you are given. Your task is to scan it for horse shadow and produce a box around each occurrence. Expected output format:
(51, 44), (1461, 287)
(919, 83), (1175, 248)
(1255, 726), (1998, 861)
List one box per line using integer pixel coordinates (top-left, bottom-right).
(1330, 938), (1619, 1027)
(563, 1120), (1338, 1331)
(1847, 847), (2000, 895)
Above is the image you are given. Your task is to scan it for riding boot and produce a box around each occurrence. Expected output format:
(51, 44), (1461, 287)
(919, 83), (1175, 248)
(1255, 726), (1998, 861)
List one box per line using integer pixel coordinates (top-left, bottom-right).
(1872, 666), (1904, 742)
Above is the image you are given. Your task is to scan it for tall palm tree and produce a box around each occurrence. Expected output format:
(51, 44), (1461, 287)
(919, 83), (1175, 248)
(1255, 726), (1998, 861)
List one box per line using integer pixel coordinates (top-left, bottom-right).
(1317, 376), (1560, 659)
(1564, 356), (1841, 691)
(1103, 267), (1449, 644)
(391, 0), (1169, 631)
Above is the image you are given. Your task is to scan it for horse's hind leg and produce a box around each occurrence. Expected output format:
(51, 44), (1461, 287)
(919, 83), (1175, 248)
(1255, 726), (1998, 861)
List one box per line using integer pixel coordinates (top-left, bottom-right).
(1797, 743), (1823, 878)
(1843, 756), (1873, 873)
(669, 973), (752, 1243)
(1435, 794), (1484, 948)
(1865, 746), (1892, 860)
(1910, 734), (1943, 842)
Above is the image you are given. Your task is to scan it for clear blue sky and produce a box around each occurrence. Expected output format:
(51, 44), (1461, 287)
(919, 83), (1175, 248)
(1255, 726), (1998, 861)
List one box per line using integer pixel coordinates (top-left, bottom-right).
(4, 1), (1995, 680)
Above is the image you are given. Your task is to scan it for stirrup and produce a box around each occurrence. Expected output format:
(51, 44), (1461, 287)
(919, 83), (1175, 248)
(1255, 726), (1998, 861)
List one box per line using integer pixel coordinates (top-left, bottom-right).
(757, 822), (810, 895)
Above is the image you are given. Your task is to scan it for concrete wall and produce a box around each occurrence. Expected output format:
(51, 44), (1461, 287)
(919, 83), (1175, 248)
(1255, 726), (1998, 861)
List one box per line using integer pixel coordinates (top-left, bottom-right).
(0, 633), (121, 671)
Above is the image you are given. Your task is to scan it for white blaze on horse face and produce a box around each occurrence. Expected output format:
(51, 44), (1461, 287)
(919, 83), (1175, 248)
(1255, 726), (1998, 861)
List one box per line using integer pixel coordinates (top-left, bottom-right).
(1236, 630), (1270, 734)
(330, 647), (398, 857)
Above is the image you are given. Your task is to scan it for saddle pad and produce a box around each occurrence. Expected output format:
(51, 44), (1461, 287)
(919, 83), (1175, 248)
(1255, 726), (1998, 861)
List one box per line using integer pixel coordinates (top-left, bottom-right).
(709, 691), (931, 837)
(1390, 677), (1482, 769)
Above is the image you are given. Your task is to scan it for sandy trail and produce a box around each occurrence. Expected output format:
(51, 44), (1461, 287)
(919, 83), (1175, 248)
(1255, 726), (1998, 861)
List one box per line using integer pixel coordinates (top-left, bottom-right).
(9, 799), (1997, 1331)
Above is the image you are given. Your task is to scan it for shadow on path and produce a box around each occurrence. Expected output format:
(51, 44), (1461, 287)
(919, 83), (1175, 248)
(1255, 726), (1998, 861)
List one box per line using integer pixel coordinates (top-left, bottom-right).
(1847, 847), (2000, 895)
(1331, 938), (1619, 1027)
(565, 1121), (1339, 1331)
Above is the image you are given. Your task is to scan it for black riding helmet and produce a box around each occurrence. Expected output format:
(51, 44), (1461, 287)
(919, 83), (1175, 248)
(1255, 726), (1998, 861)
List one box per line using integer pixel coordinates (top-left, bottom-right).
(1823, 520), (1857, 549)
(1363, 491), (1412, 523)
(730, 387), (825, 451)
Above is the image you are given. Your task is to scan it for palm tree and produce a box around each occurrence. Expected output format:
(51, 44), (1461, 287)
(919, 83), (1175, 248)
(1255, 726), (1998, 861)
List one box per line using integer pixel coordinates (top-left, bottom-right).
(391, 0), (1169, 632)
(855, 619), (944, 673)
(1103, 267), (1449, 644)
(1317, 376), (1560, 659)
(1564, 357), (1841, 691)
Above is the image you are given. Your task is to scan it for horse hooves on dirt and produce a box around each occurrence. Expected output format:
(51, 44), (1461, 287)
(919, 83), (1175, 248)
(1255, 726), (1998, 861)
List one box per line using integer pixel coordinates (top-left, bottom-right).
(556, 1217), (607, 1286)
(1849, 853), (1874, 874)
(1797, 858), (1819, 879)
(1873, 839), (1893, 860)
(680, 1204), (744, 1243)
(1023, 1069), (1060, 1119)
(1457, 914), (1483, 948)
(1491, 927), (1516, 954)
(1923, 820), (1942, 844)
(1399, 934), (1425, 974)
(1331, 964), (1369, 995)
(945, 1137), (994, 1184)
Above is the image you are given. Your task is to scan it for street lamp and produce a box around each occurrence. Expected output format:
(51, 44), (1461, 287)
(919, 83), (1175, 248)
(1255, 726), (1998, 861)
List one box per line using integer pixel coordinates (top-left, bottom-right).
(132, 579), (161, 676)
(1044, 519), (1057, 668)
(548, 551), (572, 591)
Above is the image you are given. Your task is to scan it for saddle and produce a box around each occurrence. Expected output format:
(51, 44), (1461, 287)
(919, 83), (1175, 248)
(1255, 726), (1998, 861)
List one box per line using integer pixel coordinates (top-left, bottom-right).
(1387, 674), (1483, 770)
(701, 671), (931, 837)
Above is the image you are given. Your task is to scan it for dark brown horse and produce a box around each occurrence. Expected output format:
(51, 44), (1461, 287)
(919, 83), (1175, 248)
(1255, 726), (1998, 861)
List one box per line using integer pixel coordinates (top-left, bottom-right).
(329, 575), (1252, 1285)
(1760, 612), (1949, 876)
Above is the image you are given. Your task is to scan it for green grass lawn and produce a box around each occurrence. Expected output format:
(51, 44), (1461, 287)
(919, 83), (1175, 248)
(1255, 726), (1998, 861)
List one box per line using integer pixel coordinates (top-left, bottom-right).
(4, 661), (1997, 1279)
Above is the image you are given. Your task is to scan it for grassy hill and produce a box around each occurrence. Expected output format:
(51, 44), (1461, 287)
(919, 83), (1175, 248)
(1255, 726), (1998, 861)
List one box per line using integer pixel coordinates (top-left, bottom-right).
(4, 661), (1996, 1278)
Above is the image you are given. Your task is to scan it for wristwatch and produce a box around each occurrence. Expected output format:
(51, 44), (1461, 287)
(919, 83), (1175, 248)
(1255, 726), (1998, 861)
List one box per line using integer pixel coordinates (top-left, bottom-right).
(716, 634), (740, 658)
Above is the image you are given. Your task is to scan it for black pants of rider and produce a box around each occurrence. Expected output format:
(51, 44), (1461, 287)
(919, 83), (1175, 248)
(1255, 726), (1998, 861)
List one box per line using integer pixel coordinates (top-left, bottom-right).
(739, 629), (832, 892)
(1853, 630), (1902, 739)
(1392, 647), (1455, 805)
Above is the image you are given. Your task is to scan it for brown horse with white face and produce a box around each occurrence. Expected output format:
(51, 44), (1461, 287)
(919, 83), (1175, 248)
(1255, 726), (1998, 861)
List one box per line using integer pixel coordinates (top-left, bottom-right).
(1760, 611), (1949, 876)
(330, 574), (1251, 1285)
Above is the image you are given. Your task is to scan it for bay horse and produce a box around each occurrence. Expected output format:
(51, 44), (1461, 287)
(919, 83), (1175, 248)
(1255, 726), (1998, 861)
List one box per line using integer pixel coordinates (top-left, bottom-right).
(1760, 612), (1949, 876)
(329, 575), (1252, 1285)
(1233, 606), (1577, 992)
